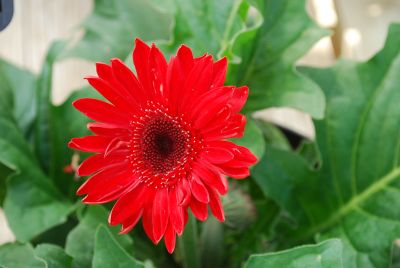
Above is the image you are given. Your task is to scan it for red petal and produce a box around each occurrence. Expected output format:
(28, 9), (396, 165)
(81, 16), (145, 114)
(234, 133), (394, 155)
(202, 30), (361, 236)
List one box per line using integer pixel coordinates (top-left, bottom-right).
(133, 39), (151, 94)
(87, 123), (129, 137)
(208, 188), (225, 222)
(205, 114), (246, 140)
(164, 222), (176, 254)
(193, 161), (228, 195)
(86, 76), (133, 112)
(77, 153), (127, 176)
(211, 57), (227, 88)
(202, 147), (234, 164)
(152, 188), (169, 243)
(118, 208), (143, 235)
(69, 136), (112, 153)
(178, 55), (213, 112)
(229, 86), (248, 113)
(73, 98), (130, 127)
(190, 175), (210, 203)
(108, 183), (146, 225)
(216, 165), (250, 179)
(189, 198), (208, 221)
(176, 45), (194, 73)
(169, 187), (184, 235)
(110, 58), (147, 104)
(142, 189), (157, 244)
(149, 44), (168, 101)
(78, 170), (137, 204)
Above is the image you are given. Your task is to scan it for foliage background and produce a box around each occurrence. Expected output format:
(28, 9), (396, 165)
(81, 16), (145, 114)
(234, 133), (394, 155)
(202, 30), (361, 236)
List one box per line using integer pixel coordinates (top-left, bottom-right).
(0, 0), (399, 267)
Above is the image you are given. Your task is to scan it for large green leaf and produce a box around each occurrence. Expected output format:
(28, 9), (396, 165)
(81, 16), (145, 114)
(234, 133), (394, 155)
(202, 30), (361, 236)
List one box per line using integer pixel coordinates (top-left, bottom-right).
(65, 206), (133, 268)
(253, 24), (400, 267)
(60, 0), (173, 62)
(228, 0), (328, 118)
(0, 60), (36, 137)
(0, 61), (71, 242)
(0, 243), (45, 268)
(34, 244), (73, 268)
(159, 0), (248, 57)
(93, 225), (144, 268)
(244, 239), (343, 268)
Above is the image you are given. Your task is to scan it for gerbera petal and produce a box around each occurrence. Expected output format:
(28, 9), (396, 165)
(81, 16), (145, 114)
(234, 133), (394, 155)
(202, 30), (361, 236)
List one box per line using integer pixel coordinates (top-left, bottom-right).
(152, 188), (170, 243)
(109, 183), (146, 225)
(216, 165), (250, 179)
(193, 161), (228, 195)
(149, 44), (168, 100)
(110, 58), (147, 104)
(211, 57), (227, 88)
(78, 170), (137, 204)
(73, 98), (130, 127)
(77, 153), (127, 176)
(189, 198), (208, 221)
(176, 44), (194, 73)
(133, 38), (152, 95)
(86, 75), (134, 112)
(164, 222), (176, 254)
(202, 146), (234, 164)
(69, 136), (113, 153)
(190, 174), (210, 203)
(208, 187), (225, 222)
(142, 189), (157, 244)
(169, 186), (184, 235)
(178, 55), (213, 112)
(229, 86), (249, 113)
(118, 208), (143, 235)
(87, 123), (129, 138)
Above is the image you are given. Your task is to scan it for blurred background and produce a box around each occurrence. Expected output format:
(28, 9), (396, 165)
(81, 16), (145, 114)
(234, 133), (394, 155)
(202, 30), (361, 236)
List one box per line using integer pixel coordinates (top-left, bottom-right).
(1, 0), (400, 245)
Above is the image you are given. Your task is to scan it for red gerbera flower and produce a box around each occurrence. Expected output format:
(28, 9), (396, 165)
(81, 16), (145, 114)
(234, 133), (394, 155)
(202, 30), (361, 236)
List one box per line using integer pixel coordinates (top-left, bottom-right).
(68, 39), (257, 253)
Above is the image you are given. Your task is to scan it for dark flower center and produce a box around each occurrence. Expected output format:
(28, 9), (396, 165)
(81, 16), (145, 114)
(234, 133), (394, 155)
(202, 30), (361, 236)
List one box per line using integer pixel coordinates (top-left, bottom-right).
(129, 102), (204, 188)
(141, 117), (187, 173)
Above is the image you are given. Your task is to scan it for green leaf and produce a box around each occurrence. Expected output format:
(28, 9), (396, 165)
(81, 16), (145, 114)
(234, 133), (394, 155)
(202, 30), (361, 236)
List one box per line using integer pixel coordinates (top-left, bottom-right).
(34, 41), (66, 172)
(253, 24), (400, 267)
(244, 239), (343, 268)
(0, 61), (71, 241)
(229, 0), (328, 118)
(0, 243), (45, 268)
(61, 0), (173, 62)
(93, 225), (144, 268)
(0, 60), (36, 138)
(159, 0), (247, 58)
(65, 206), (133, 268)
(34, 244), (73, 268)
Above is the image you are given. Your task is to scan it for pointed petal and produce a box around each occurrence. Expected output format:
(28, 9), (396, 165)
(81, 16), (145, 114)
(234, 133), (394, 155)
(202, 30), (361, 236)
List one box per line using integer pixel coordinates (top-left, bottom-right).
(77, 152), (127, 176)
(193, 161), (228, 195)
(152, 188), (169, 243)
(164, 222), (176, 254)
(73, 98), (130, 127)
(202, 146), (234, 164)
(108, 183), (145, 225)
(211, 57), (227, 88)
(69, 136), (113, 153)
(189, 198), (208, 221)
(190, 175), (210, 203)
(118, 208), (143, 235)
(208, 188), (225, 222)
(169, 186), (184, 235)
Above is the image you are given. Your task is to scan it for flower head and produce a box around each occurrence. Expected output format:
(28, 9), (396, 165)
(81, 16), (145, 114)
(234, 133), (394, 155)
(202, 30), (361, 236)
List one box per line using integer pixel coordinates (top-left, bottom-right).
(69, 39), (257, 253)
